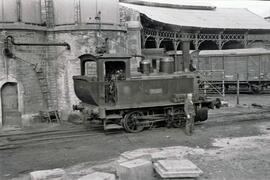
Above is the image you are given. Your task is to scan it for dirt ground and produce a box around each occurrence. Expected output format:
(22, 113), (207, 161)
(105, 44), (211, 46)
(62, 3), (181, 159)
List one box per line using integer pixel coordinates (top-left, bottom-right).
(0, 94), (270, 180)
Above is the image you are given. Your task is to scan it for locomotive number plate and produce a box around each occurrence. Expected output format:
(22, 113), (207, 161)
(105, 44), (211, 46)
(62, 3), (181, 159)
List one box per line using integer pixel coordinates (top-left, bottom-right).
(149, 88), (163, 94)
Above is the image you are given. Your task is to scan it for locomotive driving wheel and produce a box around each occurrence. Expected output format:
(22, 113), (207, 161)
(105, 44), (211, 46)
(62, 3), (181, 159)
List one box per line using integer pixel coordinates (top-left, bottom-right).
(123, 111), (144, 133)
(172, 108), (185, 128)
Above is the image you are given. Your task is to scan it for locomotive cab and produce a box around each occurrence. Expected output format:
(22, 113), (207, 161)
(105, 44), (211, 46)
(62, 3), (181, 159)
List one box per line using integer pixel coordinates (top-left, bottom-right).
(80, 54), (130, 81)
(73, 54), (131, 106)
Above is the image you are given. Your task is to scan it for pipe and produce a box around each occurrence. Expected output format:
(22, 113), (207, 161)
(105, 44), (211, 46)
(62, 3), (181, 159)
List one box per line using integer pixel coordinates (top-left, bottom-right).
(6, 35), (71, 50)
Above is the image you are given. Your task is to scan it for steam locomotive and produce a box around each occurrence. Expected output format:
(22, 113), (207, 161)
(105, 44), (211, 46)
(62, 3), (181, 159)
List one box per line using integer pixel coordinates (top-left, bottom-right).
(73, 54), (218, 132)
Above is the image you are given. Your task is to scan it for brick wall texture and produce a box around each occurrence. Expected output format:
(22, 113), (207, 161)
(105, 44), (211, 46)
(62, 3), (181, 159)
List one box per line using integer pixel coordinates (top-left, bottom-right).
(0, 4), (143, 125)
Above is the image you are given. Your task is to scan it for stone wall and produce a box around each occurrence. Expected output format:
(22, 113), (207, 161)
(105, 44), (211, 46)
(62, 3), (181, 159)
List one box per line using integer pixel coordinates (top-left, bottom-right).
(0, 25), (129, 126)
(0, 30), (48, 126)
(0, 30), (46, 113)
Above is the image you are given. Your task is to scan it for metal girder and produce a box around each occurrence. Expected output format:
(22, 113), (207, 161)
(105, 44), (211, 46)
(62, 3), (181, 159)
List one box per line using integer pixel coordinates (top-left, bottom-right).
(143, 28), (246, 50)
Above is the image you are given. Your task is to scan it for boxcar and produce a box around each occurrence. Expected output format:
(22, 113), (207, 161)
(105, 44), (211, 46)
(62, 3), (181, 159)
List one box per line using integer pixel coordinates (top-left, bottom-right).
(169, 48), (270, 93)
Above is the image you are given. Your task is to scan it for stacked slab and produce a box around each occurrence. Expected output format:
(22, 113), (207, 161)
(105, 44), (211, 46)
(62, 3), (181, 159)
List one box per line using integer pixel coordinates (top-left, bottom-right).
(154, 159), (203, 179)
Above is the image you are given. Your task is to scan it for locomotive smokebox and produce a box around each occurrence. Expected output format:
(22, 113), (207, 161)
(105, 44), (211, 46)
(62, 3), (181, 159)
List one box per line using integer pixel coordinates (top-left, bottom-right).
(160, 57), (174, 74)
(139, 59), (151, 75)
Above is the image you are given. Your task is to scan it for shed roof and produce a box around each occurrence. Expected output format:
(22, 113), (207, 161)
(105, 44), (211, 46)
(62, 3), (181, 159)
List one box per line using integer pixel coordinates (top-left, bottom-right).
(120, 2), (270, 30)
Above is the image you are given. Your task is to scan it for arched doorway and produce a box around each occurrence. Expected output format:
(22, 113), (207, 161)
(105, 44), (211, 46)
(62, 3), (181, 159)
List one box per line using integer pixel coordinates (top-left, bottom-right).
(144, 37), (157, 49)
(159, 39), (174, 51)
(1, 82), (21, 127)
(177, 41), (195, 50)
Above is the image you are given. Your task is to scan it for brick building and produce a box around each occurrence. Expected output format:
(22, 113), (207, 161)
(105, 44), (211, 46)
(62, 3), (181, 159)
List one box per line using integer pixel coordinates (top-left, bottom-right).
(0, 0), (139, 128)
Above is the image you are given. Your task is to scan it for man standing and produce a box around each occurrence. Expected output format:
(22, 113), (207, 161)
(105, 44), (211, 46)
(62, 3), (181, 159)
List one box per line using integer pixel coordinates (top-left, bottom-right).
(184, 93), (195, 135)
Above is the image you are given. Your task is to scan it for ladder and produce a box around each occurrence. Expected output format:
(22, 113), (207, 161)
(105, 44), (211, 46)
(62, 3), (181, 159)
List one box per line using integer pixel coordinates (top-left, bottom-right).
(44, 0), (54, 28)
(74, 0), (81, 24)
(35, 61), (53, 109)
(198, 70), (225, 100)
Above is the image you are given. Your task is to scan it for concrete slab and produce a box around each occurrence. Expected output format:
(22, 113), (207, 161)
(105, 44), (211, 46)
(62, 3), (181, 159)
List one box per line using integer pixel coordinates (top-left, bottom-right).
(117, 158), (155, 180)
(30, 168), (66, 180)
(77, 172), (115, 180)
(154, 159), (203, 178)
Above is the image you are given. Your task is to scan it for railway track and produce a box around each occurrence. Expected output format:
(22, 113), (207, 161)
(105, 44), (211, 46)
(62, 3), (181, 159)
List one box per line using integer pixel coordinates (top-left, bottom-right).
(0, 126), (119, 150)
(0, 109), (269, 150)
(209, 109), (270, 118)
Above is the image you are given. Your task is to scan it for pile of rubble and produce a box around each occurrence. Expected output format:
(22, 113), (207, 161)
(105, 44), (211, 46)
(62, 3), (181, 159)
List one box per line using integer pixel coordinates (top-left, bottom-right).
(29, 146), (204, 180)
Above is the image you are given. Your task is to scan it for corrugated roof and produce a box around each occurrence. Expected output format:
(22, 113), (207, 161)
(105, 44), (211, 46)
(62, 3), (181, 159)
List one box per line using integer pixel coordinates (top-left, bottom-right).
(120, 2), (270, 30)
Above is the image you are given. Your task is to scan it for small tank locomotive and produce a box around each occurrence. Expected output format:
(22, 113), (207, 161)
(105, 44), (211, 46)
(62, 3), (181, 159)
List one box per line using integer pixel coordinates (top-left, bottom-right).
(73, 54), (216, 132)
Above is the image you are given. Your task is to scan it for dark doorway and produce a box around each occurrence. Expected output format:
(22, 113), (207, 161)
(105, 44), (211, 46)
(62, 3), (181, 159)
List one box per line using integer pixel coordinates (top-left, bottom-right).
(105, 61), (126, 81)
(199, 40), (219, 50)
(144, 37), (156, 49)
(159, 39), (174, 51)
(1, 82), (21, 127)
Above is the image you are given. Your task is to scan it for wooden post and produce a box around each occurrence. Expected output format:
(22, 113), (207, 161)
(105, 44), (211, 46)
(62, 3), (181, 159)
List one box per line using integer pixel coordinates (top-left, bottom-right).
(236, 73), (240, 105)
(173, 37), (178, 72)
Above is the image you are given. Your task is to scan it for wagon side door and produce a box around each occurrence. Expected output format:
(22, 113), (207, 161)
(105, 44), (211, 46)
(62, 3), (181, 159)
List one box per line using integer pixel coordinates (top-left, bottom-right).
(260, 54), (270, 81)
(248, 55), (260, 81)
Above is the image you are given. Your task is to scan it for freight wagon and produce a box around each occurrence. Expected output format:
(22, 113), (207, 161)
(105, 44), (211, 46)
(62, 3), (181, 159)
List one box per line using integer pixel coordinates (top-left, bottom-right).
(168, 48), (270, 93)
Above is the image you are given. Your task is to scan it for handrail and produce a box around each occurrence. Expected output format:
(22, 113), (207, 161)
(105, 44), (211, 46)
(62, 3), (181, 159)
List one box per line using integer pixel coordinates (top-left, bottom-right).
(197, 70), (225, 99)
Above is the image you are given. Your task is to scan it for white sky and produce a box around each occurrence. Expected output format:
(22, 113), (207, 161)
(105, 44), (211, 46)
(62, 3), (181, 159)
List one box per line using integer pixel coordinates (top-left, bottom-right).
(142, 0), (270, 17)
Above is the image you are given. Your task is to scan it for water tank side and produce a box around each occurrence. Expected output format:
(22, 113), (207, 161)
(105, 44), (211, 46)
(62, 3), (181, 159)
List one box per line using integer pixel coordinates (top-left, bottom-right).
(80, 0), (120, 25)
(99, 0), (120, 25)
(80, 0), (97, 24)
(0, 0), (17, 22)
(21, 0), (42, 24)
(54, 0), (75, 25)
